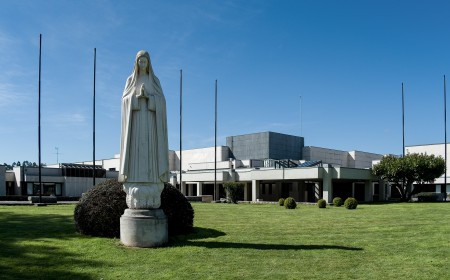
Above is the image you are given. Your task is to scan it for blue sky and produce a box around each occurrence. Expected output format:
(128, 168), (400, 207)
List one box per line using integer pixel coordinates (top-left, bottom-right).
(1, 0), (449, 165)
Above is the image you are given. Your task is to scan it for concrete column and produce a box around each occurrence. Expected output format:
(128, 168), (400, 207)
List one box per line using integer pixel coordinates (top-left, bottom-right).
(197, 182), (203, 196)
(352, 183), (356, 197)
(244, 182), (249, 201)
(365, 180), (373, 202)
(322, 168), (333, 203)
(188, 184), (193, 196)
(180, 182), (186, 195)
(251, 180), (260, 202)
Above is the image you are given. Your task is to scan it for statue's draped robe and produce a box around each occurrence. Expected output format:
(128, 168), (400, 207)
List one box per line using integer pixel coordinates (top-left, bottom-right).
(119, 74), (169, 184)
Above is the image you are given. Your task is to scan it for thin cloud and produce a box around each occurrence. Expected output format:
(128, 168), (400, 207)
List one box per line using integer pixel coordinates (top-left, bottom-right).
(0, 83), (26, 108)
(44, 112), (88, 128)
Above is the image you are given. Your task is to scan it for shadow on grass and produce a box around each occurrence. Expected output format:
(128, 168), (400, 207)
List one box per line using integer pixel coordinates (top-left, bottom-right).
(170, 226), (227, 244)
(0, 210), (104, 280)
(186, 241), (362, 251)
(173, 226), (362, 251)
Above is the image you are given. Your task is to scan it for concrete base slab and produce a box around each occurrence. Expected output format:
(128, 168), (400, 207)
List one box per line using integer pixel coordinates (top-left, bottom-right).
(34, 203), (48, 207)
(120, 209), (168, 248)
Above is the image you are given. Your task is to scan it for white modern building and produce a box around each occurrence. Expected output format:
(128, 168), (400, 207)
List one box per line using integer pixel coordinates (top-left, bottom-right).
(173, 132), (384, 203)
(0, 131), (398, 203)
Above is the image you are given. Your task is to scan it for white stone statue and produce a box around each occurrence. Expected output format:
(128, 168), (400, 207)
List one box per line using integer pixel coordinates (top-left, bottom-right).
(119, 50), (169, 209)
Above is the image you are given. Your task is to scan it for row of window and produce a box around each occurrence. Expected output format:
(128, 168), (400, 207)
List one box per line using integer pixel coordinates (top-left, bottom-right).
(27, 183), (62, 196)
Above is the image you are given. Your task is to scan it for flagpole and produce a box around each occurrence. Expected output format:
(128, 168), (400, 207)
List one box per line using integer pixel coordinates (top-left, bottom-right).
(402, 82), (406, 199)
(93, 48), (96, 186)
(38, 34), (42, 204)
(214, 79), (217, 201)
(179, 69), (183, 191)
(402, 82), (405, 157)
(444, 75), (447, 192)
(300, 95), (303, 136)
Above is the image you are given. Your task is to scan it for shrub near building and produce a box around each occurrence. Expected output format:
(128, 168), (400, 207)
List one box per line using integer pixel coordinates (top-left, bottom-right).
(344, 197), (358, 209)
(278, 198), (285, 206)
(223, 182), (244, 204)
(284, 197), (297, 209)
(317, 199), (326, 208)
(333, 197), (343, 207)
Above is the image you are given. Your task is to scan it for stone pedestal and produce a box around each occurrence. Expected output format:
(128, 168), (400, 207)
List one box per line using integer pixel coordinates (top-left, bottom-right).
(120, 209), (168, 248)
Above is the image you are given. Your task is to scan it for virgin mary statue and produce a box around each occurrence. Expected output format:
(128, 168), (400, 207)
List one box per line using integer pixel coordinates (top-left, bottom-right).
(119, 50), (169, 209)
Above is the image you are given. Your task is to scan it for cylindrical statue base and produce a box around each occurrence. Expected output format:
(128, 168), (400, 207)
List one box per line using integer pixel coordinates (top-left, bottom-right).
(120, 209), (168, 248)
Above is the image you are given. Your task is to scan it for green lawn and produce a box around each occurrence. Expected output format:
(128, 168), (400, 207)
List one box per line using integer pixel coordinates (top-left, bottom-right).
(0, 202), (449, 279)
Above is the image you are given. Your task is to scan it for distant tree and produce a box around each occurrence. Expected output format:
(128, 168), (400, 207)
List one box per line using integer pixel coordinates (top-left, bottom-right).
(373, 153), (445, 201)
(3, 163), (12, 170)
(4, 161), (44, 170)
(223, 182), (244, 203)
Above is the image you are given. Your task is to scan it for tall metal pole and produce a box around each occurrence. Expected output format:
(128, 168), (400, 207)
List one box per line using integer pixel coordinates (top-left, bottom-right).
(93, 48), (96, 186)
(402, 82), (405, 157)
(402, 82), (406, 199)
(55, 147), (59, 164)
(444, 75), (447, 192)
(38, 34), (42, 204)
(214, 79), (218, 201)
(179, 69), (183, 191)
(300, 95), (303, 136)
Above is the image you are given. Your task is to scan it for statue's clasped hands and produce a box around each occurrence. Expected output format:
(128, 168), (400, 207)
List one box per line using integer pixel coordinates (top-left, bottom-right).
(137, 84), (149, 99)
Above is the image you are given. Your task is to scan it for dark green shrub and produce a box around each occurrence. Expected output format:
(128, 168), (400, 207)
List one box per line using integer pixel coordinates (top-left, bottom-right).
(416, 192), (446, 202)
(284, 197), (297, 209)
(74, 179), (194, 238)
(160, 183), (194, 235)
(223, 182), (244, 203)
(317, 199), (326, 208)
(344, 197), (358, 209)
(74, 179), (127, 238)
(278, 198), (285, 206)
(332, 197), (343, 207)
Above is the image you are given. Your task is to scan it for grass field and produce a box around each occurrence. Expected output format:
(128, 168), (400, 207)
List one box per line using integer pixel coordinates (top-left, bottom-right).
(0, 202), (449, 279)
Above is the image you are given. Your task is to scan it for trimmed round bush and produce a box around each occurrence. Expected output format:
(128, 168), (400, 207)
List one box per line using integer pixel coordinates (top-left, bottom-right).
(74, 179), (194, 238)
(278, 198), (285, 206)
(317, 199), (326, 208)
(74, 179), (126, 238)
(333, 197), (343, 207)
(160, 183), (194, 235)
(344, 197), (358, 209)
(284, 197), (297, 209)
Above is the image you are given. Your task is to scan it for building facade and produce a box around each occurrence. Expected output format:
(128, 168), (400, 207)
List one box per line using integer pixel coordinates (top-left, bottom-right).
(2, 131), (389, 203)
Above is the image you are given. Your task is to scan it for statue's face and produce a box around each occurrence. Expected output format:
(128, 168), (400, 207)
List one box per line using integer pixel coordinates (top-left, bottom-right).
(137, 56), (148, 69)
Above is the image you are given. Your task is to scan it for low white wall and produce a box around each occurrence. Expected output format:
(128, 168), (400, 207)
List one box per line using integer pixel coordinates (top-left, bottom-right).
(64, 177), (109, 197)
